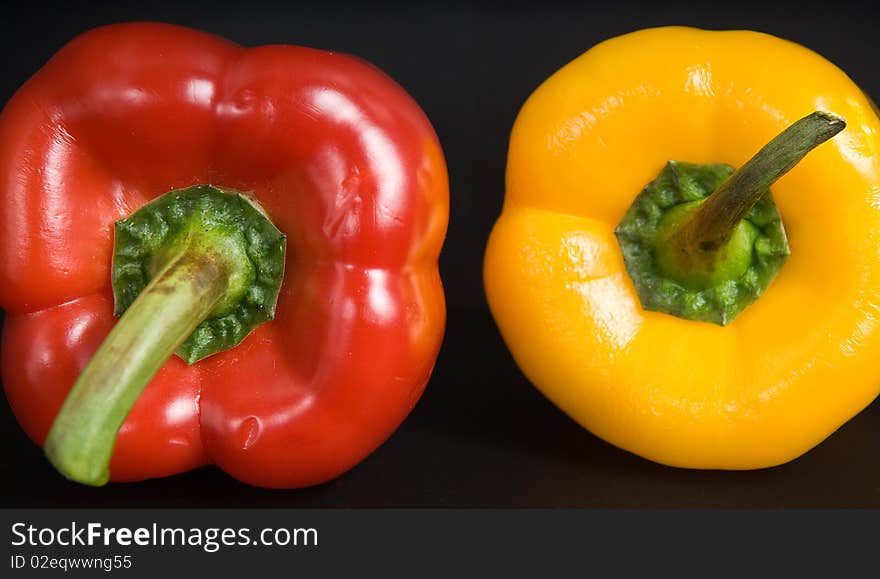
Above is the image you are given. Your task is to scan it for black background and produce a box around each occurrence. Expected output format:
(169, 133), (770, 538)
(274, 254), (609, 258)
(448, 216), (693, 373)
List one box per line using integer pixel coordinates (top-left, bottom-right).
(2, 0), (879, 508)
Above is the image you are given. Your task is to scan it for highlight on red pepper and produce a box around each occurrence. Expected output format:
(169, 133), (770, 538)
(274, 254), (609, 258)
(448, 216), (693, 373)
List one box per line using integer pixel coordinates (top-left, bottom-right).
(0, 22), (449, 488)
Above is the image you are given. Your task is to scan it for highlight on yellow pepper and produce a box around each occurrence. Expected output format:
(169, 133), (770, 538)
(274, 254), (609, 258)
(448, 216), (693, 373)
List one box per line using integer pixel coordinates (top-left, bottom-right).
(484, 26), (880, 469)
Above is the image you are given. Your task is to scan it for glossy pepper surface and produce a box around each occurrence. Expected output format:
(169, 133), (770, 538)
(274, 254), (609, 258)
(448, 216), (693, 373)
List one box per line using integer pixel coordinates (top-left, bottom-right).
(0, 23), (448, 487)
(484, 27), (880, 469)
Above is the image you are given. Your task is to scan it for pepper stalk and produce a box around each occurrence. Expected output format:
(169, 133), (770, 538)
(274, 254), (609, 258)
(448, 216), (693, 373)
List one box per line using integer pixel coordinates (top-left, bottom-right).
(44, 185), (286, 486)
(615, 111), (845, 324)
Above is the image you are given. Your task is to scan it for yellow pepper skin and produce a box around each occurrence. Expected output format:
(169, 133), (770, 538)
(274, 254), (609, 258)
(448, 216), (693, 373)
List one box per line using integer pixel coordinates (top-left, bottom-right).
(484, 27), (880, 469)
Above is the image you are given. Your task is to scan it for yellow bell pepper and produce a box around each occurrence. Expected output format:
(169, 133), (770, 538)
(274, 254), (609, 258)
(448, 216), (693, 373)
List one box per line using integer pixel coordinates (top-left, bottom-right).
(484, 26), (880, 469)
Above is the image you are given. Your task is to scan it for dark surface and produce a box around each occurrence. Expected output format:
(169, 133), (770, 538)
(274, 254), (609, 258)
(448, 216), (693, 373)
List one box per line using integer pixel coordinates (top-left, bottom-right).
(2, 0), (880, 508)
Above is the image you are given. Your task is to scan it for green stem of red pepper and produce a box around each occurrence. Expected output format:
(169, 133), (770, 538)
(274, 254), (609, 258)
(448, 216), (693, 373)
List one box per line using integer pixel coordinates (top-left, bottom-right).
(45, 250), (228, 485)
(44, 185), (286, 486)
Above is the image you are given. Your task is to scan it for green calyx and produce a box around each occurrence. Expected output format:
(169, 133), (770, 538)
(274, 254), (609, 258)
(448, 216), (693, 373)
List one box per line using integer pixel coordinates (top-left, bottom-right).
(615, 161), (789, 324)
(44, 185), (285, 486)
(113, 185), (286, 363)
(615, 111), (845, 326)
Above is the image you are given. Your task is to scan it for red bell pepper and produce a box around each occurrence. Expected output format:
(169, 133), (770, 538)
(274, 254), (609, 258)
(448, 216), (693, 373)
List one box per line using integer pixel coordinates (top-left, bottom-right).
(0, 22), (448, 488)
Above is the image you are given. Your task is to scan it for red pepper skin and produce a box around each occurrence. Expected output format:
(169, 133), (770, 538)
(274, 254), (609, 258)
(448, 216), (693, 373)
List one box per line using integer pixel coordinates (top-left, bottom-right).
(0, 23), (448, 488)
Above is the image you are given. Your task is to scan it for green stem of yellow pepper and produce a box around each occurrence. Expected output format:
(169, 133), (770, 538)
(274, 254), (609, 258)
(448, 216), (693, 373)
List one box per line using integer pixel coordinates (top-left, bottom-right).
(615, 111), (845, 325)
(667, 111), (845, 260)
